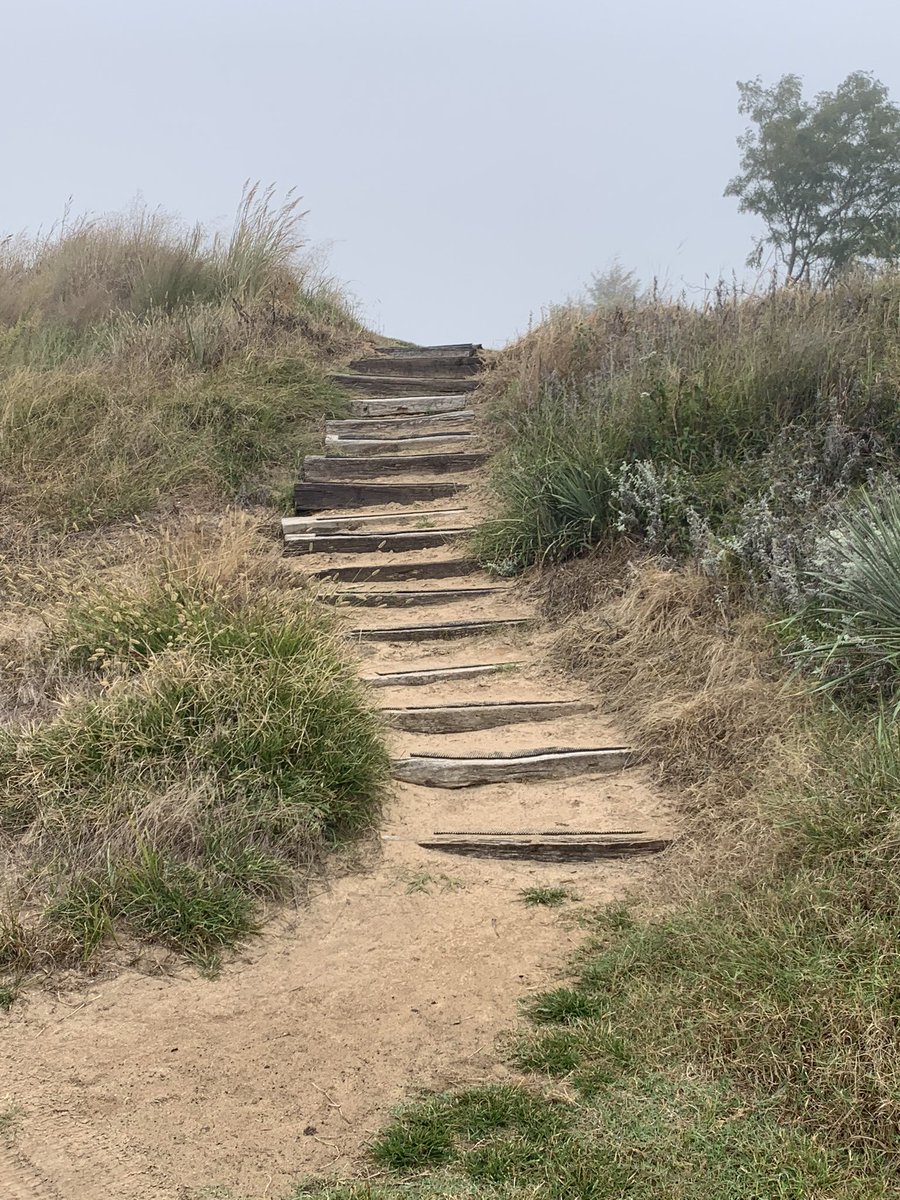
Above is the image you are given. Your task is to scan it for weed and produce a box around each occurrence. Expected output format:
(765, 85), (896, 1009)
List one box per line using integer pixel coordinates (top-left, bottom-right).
(0, 1103), (21, 1138)
(403, 872), (464, 895)
(518, 886), (577, 907)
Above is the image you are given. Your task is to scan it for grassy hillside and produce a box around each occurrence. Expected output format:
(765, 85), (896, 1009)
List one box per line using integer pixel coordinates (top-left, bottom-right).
(314, 279), (900, 1198)
(0, 190), (388, 1000)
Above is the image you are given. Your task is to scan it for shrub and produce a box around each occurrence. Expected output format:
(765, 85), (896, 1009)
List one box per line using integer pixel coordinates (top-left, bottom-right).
(476, 277), (900, 604)
(788, 481), (900, 698)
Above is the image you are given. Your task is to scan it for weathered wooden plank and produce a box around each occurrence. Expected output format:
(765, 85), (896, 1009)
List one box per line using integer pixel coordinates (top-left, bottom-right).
(293, 481), (466, 513)
(302, 452), (488, 481)
(374, 343), (481, 358)
(417, 838), (670, 862)
(283, 508), (467, 534)
(363, 662), (522, 687)
(353, 618), (532, 643)
(310, 559), (479, 583)
(347, 396), (471, 417)
(284, 528), (472, 555)
(324, 434), (474, 457)
(332, 374), (479, 397)
(383, 699), (594, 734)
(348, 355), (480, 378)
(392, 746), (635, 787)
(322, 586), (506, 608)
(326, 411), (475, 438)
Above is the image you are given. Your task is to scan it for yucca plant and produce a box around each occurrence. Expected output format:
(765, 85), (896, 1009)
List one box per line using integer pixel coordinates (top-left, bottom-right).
(790, 482), (900, 699)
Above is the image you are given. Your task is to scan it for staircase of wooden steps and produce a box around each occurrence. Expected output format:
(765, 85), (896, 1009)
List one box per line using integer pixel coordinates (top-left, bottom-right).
(283, 342), (672, 864)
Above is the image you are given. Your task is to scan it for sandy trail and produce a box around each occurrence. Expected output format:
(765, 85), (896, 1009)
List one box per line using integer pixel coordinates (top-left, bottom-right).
(1, 360), (672, 1199)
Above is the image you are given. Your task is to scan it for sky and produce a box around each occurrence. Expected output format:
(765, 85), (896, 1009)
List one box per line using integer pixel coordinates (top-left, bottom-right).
(3, 0), (900, 347)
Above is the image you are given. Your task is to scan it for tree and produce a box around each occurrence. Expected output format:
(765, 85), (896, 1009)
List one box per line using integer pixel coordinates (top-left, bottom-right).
(586, 258), (642, 307)
(726, 72), (900, 282)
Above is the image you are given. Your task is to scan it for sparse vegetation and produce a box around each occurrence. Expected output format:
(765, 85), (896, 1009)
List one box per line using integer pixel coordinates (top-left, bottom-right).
(518, 886), (576, 907)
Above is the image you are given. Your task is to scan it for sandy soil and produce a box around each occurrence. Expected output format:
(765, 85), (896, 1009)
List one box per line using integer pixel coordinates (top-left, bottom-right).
(1, 395), (674, 1199)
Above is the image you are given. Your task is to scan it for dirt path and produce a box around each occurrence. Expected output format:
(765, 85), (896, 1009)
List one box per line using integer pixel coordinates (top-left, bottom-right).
(1, 345), (674, 1199)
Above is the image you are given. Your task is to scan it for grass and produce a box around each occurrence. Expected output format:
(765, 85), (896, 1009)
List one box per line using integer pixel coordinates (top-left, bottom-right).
(0, 521), (389, 970)
(403, 872), (465, 895)
(0, 190), (390, 991)
(316, 623), (900, 1197)
(518, 886), (577, 907)
(309, 275), (900, 1192)
(0, 186), (366, 528)
(474, 276), (900, 595)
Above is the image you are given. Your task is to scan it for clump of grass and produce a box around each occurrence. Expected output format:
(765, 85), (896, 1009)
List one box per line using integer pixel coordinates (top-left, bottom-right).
(518, 886), (577, 907)
(0, 187), (367, 526)
(49, 853), (256, 970)
(0, 522), (389, 969)
(364, 1077), (850, 1198)
(476, 277), (900, 590)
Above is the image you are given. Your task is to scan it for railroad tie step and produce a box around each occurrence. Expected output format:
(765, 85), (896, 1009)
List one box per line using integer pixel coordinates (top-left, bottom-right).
(282, 508), (468, 534)
(322, 586), (507, 608)
(323, 433), (475, 456)
(391, 745), (635, 787)
(372, 342), (482, 358)
(345, 396), (472, 417)
(284, 527), (474, 555)
(301, 451), (488, 482)
(382, 699), (594, 734)
(325, 411), (474, 438)
(362, 661), (523, 687)
(294, 481), (467, 513)
(415, 833), (671, 862)
(352, 617), (533, 643)
(347, 354), (481, 378)
(311, 558), (479, 583)
(331, 374), (479, 397)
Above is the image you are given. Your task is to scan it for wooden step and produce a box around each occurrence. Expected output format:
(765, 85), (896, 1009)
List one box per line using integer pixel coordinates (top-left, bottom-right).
(383, 699), (593, 734)
(363, 662), (522, 687)
(285, 528), (473, 556)
(324, 433), (474, 457)
(326, 411), (474, 438)
(310, 559), (479, 583)
(391, 746), (634, 787)
(294, 481), (466, 513)
(348, 355), (480, 379)
(283, 508), (467, 535)
(374, 343), (481, 358)
(418, 835), (670, 862)
(352, 618), (532, 643)
(347, 396), (470, 418)
(302, 452), (487, 482)
(323, 586), (506, 608)
(332, 374), (478, 397)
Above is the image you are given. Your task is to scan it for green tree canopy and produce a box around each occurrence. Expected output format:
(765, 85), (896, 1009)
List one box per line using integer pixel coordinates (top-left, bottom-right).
(726, 72), (900, 282)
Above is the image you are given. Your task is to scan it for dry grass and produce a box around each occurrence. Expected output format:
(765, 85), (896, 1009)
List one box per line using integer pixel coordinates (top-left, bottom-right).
(0, 187), (369, 526)
(0, 515), (389, 981)
(0, 191), (388, 994)
(548, 558), (803, 815)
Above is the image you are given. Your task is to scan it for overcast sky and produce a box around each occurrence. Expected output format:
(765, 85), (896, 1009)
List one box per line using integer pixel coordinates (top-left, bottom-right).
(4, 0), (899, 347)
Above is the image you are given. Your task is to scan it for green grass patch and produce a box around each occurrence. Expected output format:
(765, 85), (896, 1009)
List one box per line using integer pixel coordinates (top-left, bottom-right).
(0, 536), (389, 967)
(518, 886), (578, 907)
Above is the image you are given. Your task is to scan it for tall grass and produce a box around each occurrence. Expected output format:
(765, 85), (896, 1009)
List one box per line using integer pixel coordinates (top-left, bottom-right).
(0, 186), (366, 526)
(0, 520), (389, 976)
(476, 277), (900, 592)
